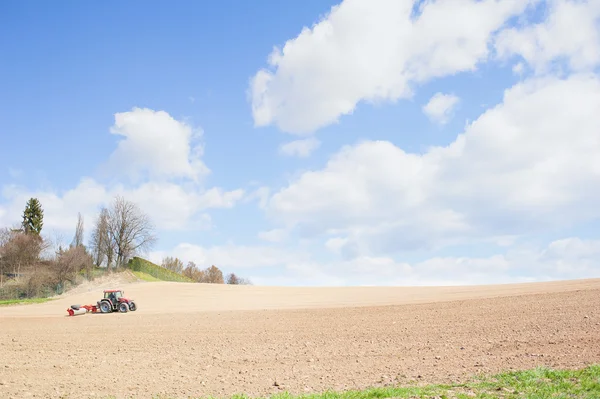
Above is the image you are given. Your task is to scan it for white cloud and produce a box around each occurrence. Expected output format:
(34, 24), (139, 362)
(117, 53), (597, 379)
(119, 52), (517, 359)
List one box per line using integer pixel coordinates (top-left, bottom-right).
(396, 237), (600, 285)
(512, 62), (525, 75)
(105, 107), (210, 182)
(149, 242), (306, 269)
(279, 137), (321, 157)
(258, 228), (288, 243)
(325, 237), (348, 254)
(542, 237), (600, 262)
(0, 179), (244, 234)
(250, 0), (533, 134)
(422, 92), (460, 124)
(196, 187), (246, 209)
(266, 74), (600, 255)
(0, 108), (246, 237)
(495, 0), (600, 74)
(119, 183), (240, 231)
(1, 178), (109, 233)
(152, 237), (600, 286)
(243, 186), (271, 210)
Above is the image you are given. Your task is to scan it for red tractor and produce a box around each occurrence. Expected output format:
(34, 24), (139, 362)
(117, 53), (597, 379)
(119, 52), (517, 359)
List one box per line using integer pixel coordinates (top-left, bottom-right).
(97, 289), (137, 313)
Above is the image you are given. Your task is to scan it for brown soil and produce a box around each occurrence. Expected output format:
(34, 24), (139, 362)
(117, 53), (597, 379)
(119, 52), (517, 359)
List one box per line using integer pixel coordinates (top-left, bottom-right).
(1, 278), (599, 399)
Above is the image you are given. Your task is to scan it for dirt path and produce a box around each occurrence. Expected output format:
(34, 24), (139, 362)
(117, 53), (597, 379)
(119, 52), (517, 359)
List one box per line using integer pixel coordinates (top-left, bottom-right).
(1, 279), (599, 398)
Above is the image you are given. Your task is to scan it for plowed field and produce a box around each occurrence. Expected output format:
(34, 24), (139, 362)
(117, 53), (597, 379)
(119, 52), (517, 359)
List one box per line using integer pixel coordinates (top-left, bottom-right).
(1, 278), (599, 399)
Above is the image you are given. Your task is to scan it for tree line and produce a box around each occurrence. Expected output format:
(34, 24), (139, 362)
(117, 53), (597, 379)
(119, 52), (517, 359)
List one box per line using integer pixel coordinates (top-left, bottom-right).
(161, 257), (250, 285)
(0, 195), (251, 299)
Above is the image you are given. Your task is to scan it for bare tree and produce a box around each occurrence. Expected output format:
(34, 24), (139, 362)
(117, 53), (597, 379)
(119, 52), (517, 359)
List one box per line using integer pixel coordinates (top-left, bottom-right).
(0, 228), (47, 277)
(226, 272), (240, 285)
(226, 272), (252, 285)
(48, 230), (67, 258)
(105, 196), (157, 268)
(0, 228), (10, 286)
(238, 277), (252, 285)
(89, 207), (114, 269)
(52, 245), (93, 288)
(183, 261), (205, 282)
(204, 265), (224, 284)
(71, 212), (84, 248)
(162, 256), (184, 274)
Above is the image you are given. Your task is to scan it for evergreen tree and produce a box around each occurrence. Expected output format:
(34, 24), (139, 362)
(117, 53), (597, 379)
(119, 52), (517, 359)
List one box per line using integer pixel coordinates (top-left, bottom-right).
(22, 198), (44, 235)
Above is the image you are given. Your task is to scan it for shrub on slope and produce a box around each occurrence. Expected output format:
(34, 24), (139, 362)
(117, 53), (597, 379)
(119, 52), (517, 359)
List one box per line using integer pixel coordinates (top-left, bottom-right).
(127, 257), (194, 282)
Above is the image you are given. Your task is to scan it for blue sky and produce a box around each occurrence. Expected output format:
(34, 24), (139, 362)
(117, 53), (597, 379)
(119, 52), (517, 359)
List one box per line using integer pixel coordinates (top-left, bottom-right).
(2, 0), (600, 286)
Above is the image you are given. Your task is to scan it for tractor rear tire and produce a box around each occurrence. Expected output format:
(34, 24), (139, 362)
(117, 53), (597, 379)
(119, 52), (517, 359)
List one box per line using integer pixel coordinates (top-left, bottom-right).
(129, 302), (137, 311)
(99, 301), (112, 313)
(119, 302), (129, 313)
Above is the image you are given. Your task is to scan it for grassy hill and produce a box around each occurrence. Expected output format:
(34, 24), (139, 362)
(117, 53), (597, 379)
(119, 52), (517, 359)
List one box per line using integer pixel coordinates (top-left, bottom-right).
(127, 257), (194, 283)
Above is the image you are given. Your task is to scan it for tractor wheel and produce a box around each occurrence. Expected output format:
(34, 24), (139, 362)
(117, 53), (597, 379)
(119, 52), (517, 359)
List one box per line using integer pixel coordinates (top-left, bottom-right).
(129, 302), (137, 311)
(119, 302), (129, 313)
(99, 301), (112, 313)
(70, 304), (80, 310)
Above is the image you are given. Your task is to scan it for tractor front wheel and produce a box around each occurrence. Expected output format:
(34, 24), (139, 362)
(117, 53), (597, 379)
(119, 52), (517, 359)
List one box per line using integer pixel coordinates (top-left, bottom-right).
(119, 302), (129, 313)
(99, 301), (112, 313)
(129, 302), (137, 311)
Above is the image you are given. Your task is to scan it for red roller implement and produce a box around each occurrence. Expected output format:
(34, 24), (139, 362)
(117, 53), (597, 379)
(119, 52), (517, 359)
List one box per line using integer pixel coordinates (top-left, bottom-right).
(66, 304), (98, 316)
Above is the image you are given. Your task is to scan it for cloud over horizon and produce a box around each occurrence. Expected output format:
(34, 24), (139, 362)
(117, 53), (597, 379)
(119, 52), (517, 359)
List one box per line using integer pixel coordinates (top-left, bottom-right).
(2, 0), (600, 286)
(266, 73), (600, 256)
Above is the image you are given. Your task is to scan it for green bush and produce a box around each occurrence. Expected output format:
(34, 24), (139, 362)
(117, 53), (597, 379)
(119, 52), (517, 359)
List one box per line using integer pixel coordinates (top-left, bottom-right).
(126, 257), (194, 282)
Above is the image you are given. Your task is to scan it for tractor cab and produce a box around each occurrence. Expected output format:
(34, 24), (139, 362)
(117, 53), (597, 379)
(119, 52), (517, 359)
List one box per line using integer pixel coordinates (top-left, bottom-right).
(104, 289), (123, 303)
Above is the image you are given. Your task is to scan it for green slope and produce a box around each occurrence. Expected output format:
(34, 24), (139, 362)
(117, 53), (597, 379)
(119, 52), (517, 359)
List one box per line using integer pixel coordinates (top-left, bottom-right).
(127, 257), (194, 283)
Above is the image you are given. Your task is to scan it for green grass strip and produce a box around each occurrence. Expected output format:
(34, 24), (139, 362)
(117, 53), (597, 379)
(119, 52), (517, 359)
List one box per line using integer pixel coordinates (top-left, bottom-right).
(113, 364), (600, 399)
(0, 297), (53, 306)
